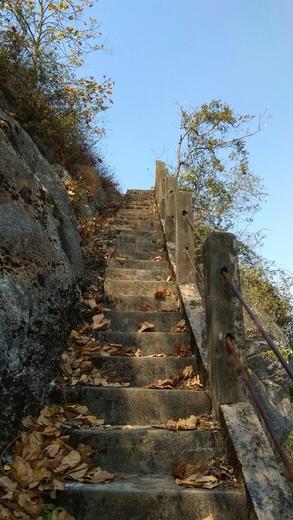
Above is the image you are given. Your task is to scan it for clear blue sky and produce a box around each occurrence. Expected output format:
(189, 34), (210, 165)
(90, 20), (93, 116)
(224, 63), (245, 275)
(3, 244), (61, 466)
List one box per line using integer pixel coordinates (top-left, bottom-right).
(83, 0), (293, 272)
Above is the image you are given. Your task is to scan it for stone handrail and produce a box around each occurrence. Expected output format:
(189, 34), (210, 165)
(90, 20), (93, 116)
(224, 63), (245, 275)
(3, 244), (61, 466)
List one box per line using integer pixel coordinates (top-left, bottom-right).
(155, 160), (293, 519)
(155, 159), (245, 413)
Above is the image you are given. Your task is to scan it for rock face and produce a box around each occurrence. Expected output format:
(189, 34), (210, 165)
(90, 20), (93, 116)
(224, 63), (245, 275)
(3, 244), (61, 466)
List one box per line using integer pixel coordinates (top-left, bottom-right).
(0, 107), (83, 439)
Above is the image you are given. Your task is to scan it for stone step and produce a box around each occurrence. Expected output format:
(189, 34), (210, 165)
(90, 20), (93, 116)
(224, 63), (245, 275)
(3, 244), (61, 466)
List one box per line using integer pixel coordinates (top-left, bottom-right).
(111, 221), (162, 232)
(69, 427), (225, 475)
(104, 280), (175, 298)
(62, 386), (211, 424)
(107, 258), (169, 271)
(103, 310), (183, 333)
(105, 294), (180, 312)
(126, 189), (155, 196)
(113, 250), (166, 260)
(114, 241), (163, 252)
(60, 479), (247, 520)
(122, 204), (156, 210)
(105, 268), (172, 281)
(92, 356), (197, 387)
(113, 234), (164, 246)
(114, 215), (159, 223)
(112, 229), (163, 239)
(94, 331), (191, 355)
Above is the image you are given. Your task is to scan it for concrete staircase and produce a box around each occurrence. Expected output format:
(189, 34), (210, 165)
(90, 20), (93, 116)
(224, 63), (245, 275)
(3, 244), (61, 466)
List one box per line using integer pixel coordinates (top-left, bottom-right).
(60, 190), (249, 519)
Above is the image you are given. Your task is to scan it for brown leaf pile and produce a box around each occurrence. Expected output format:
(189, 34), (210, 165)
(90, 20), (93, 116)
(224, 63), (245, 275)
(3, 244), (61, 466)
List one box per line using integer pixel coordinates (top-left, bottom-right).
(170, 319), (187, 333)
(154, 414), (220, 431)
(0, 405), (116, 519)
(171, 457), (237, 489)
(61, 327), (137, 384)
(60, 348), (129, 387)
(81, 285), (103, 311)
(148, 365), (203, 390)
(92, 313), (111, 331)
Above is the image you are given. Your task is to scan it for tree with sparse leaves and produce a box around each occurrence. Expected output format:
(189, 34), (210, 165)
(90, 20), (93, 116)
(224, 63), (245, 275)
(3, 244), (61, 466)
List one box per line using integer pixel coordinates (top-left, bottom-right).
(175, 100), (267, 231)
(0, 0), (113, 166)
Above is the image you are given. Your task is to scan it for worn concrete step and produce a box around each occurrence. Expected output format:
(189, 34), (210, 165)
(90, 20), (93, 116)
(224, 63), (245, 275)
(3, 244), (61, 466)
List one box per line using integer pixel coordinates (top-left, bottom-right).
(116, 209), (157, 217)
(126, 189), (155, 196)
(113, 234), (164, 247)
(122, 204), (156, 210)
(107, 258), (169, 271)
(60, 479), (247, 520)
(92, 356), (197, 386)
(114, 216), (159, 224)
(105, 268), (171, 281)
(111, 221), (162, 232)
(111, 225), (163, 235)
(105, 280), (175, 298)
(62, 387), (211, 424)
(112, 229), (163, 239)
(70, 427), (225, 475)
(103, 311), (183, 332)
(112, 250), (166, 261)
(106, 294), (180, 312)
(114, 241), (163, 253)
(94, 331), (191, 355)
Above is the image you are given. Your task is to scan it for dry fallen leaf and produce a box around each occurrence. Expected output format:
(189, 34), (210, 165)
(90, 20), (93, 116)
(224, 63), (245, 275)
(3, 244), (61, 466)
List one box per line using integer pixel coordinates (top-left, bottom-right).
(92, 314), (111, 331)
(154, 414), (220, 431)
(170, 319), (186, 333)
(138, 321), (155, 333)
(176, 474), (218, 489)
(143, 304), (155, 312)
(171, 457), (237, 490)
(148, 366), (203, 390)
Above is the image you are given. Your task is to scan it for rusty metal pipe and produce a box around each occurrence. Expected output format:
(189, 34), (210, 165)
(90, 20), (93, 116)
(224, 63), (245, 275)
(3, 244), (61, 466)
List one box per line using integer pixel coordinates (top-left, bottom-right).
(222, 268), (293, 381)
(225, 335), (293, 482)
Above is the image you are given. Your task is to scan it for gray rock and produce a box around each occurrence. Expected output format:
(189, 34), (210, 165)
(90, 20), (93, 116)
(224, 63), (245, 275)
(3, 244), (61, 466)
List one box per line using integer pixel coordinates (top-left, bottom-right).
(0, 107), (82, 439)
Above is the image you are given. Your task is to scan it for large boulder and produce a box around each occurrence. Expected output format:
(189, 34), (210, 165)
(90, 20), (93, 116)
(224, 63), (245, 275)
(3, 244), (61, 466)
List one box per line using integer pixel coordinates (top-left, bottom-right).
(0, 108), (83, 439)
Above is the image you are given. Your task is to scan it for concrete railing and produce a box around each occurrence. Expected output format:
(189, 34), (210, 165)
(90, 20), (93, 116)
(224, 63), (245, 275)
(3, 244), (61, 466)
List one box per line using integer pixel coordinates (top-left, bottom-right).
(155, 160), (246, 413)
(155, 160), (293, 516)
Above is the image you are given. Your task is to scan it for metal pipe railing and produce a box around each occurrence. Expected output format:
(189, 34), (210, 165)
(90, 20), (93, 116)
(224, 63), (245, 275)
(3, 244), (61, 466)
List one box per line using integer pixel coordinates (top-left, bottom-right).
(222, 268), (293, 381)
(225, 334), (293, 482)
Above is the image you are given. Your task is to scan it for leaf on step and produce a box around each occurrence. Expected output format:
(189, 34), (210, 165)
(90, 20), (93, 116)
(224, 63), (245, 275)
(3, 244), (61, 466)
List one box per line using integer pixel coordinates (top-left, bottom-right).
(92, 314), (111, 331)
(201, 516), (215, 520)
(154, 289), (173, 299)
(170, 319), (186, 332)
(175, 344), (192, 357)
(138, 321), (155, 333)
(61, 450), (81, 469)
(171, 457), (237, 490)
(143, 304), (155, 312)
(175, 474), (218, 489)
(152, 255), (164, 262)
(83, 298), (99, 310)
(148, 365), (203, 390)
(69, 330), (92, 345)
(11, 456), (34, 488)
(85, 467), (117, 484)
(148, 378), (173, 389)
(66, 462), (89, 481)
(17, 491), (43, 516)
(0, 475), (17, 493)
(157, 414), (220, 431)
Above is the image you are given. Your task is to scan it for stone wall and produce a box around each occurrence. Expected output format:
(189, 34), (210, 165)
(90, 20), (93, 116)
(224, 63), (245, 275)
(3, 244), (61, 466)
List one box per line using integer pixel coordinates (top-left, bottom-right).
(0, 107), (83, 439)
